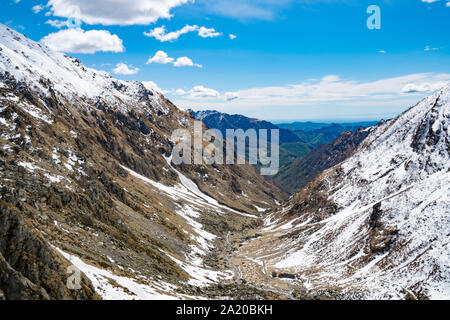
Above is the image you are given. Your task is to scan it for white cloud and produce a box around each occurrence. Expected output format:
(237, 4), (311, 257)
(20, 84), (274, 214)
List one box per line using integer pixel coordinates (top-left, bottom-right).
(175, 89), (187, 95)
(41, 28), (124, 54)
(45, 0), (191, 25)
(174, 56), (202, 68)
(420, 0), (440, 3)
(32, 5), (45, 13)
(170, 87), (238, 101)
(379, 50), (387, 54)
(229, 34), (237, 40)
(171, 75), (449, 110)
(147, 51), (202, 68)
(113, 63), (139, 75)
(144, 25), (196, 42)
(401, 82), (447, 93)
(447, 2), (450, 7)
(144, 25), (221, 42)
(197, 26), (221, 38)
(172, 73), (450, 110)
(45, 19), (68, 28)
(146, 50), (174, 64)
(188, 85), (220, 98)
(322, 75), (340, 82)
(424, 45), (439, 51)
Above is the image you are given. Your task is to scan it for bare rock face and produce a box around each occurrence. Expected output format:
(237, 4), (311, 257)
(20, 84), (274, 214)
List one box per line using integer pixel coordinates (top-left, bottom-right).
(0, 206), (99, 300)
(0, 253), (50, 300)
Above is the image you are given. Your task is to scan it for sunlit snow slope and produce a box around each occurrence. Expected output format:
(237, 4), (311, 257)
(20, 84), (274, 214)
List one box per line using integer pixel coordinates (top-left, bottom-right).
(260, 84), (450, 299)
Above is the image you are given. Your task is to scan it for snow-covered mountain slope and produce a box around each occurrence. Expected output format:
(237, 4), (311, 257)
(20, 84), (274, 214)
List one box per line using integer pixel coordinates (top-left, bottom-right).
(239, 85), (450, 299)
(0, 24), (284, 300)
(0, 24), (167, 115)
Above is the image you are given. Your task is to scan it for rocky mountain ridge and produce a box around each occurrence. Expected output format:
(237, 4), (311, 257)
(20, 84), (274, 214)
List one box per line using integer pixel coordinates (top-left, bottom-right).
(0, 24), (284, 300)
(238, 84), (450, 299)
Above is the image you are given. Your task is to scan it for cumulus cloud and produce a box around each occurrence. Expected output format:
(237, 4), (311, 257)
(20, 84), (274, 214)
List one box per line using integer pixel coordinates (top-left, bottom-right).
(113, 63), (139, 75)
(45, 19), (68, 28)
(229, 34), (237, 40)
(40, 28), (124, 54)
(146, 50), (174, 64)
(32, 5), (45, 14)
(45, 0), (190, 26)
(174, 56), (202, 68)
(188, 86), (220, 98)
(147, 51), (202, 68)
(144, 25), (221, 42)
(197, 26), (221, 38)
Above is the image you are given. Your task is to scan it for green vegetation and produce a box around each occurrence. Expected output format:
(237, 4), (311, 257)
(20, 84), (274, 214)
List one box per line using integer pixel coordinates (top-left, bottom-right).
(279, 141), (312, 168)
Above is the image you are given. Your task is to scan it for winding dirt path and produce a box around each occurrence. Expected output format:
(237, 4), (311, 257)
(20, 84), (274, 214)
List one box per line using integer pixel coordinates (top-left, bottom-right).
(225, 232), (242, 283)
(223, 231), (296, 300)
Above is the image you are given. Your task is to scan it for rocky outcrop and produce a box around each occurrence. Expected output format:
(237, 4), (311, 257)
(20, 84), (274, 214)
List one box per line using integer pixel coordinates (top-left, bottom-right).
(0, 206), (99, 300)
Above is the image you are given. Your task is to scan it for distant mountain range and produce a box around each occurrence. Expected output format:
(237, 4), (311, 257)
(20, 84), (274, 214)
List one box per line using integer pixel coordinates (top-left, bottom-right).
(277, 121), (379, 132)
(272, 127), (373, 193)
(190, 109), (377, 190)
(189, 110), (301, 144)
(279, 122), (379, 147)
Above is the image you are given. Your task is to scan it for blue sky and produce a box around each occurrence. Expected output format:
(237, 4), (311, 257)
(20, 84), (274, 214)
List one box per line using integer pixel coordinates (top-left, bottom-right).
(2, 0), (450, 122)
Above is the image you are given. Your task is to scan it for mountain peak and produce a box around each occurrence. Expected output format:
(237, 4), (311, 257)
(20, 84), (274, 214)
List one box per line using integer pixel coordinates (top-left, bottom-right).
(0, 24), (167, 115)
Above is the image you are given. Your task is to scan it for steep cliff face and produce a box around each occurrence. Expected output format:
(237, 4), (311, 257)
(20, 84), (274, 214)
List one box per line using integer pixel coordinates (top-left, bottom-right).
(238, 85), (450, 299)
(0, 24), (284, 299)
(0, 206), (100, 300)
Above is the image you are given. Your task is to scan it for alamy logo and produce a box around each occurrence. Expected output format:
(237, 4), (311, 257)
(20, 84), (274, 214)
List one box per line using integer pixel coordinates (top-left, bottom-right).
(66, 265), (81, 290)
(66, 5), (82, 29)
(367, 5), (381, 30)
(171, 121), (279, 175)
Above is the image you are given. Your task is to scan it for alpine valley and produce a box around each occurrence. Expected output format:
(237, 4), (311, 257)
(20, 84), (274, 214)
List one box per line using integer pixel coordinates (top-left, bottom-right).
(0, 25), (449, 300)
